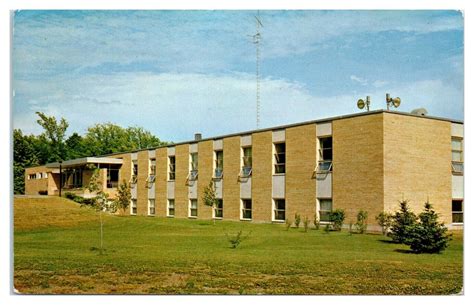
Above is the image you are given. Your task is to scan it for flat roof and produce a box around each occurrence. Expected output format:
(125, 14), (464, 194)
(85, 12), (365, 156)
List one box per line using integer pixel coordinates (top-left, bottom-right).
(45, 157), (124, 168)
(98, 109), (463, 158)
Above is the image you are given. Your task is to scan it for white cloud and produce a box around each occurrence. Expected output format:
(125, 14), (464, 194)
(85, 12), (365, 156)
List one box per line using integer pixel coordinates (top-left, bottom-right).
(13, 72), (463, 142)
(373, 80), (389, 88)
(350, 75), (368, 85)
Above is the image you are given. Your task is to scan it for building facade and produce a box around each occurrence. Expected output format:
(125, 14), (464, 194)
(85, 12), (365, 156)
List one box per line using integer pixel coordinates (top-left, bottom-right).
(24, 110), (464, 229)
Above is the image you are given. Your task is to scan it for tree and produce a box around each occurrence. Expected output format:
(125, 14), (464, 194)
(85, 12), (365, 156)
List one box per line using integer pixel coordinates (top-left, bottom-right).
(13, 129), (39, 194)
(202, 180), (218, 224)
(329, 209), (345, 231)
(65, 132), (88, 160)
(355, 210), (368, 234)
(389, 200), (417, 244)
(35, 112), (69, 162)
(86, 167), (109, 255)
(405, 201), (451, 254)
(113, 180), (132, 215)
(83, 123), (168, 156)
(376, 212), (393, 236)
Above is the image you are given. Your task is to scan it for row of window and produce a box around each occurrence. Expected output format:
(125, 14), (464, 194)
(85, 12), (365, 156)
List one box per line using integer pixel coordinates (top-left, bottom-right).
(451, 137), (464, 174)
(130, 137), (334, 185)
(130, 198), (335, 222)
(130, 198), (464, 224)
(27, 172), (48, 180)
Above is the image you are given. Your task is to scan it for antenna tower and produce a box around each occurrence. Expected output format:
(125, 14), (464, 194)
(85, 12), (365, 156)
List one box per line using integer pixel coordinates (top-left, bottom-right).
(253, 12), (263, 129)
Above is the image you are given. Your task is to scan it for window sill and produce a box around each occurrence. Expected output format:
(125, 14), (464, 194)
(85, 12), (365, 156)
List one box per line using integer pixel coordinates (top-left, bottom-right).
(188, 216), (197, 219)
(452, 172), (463, 176)
(240, 218), (252, 222)
(147, 214), (155, 217)
(272, 173), (285, 176)
(452, 222), (463, 226)
(167, 215), (175, 218)
(272, 220), (285, 223)
(167, 180), (176, 182)
(213, 217), (223, 220)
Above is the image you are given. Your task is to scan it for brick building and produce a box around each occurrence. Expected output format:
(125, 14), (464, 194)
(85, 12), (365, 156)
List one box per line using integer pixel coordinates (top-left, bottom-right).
(24, 110), (464, 230)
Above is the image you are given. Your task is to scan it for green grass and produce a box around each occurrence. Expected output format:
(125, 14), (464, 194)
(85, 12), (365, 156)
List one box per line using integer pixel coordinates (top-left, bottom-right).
(14, 197), (463, 295)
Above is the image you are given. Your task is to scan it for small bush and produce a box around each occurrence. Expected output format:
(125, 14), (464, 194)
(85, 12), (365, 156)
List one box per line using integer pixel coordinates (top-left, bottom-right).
(324, 224), (331, 233)
(226, 230), (251, 249)
(348, 222), (353, 235)
(329, 209), (345, 231)
(313, 214), (320, 230)
(405, 202), (452, 254)
(355, 210), (368, 234)
(285, 218), (292, 231)
(389, 200), (417, 244)
(294, 213), (301, 228)
(65, 192), (76, 200)
(375, 211), (393, 236)
(303, 217), (310, 232)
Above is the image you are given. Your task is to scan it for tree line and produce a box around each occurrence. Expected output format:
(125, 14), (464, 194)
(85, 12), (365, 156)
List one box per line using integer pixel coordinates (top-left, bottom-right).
(13, 112), (169, 194)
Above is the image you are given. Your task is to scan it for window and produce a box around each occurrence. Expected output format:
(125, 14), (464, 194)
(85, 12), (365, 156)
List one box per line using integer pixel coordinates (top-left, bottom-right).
(319, 199), (332, 222)
(452, 138), (463, 174)
(452, 200), (463, 223)
(28, 174), (36, 180)
(107, 168), (119, 188)
(43, 172), (48, 179)
(239, 147), (252, 178)
(148, 199), (155, 216)
(167, 199), (175, 217)
(148, 158), (156, 183)
(317, 137), (333, 172)
(71, 169), (83, 188)
(214, 199), (223, 218)
(214, 150), (224, 179)
(168, 156), (176, 180)
(131, 160), (138, 184)
(131, 199), (137, 215)
(241, 199), (252, 220)
(187, 153), (199, 184)
(189, 199), (198, 217)
(274, 143), (286, 174)
(273, 199), (285, 221)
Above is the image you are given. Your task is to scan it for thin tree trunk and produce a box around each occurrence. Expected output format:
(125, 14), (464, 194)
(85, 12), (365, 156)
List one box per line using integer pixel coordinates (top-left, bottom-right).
(99, 211), (103, 255)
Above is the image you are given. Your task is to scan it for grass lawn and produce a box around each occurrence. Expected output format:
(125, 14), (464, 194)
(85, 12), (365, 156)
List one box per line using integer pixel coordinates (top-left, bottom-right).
(14, 196), (463, 295)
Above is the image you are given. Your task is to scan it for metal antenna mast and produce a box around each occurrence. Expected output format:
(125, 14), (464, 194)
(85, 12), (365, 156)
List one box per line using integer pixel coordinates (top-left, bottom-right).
(253, 12), (263, 129)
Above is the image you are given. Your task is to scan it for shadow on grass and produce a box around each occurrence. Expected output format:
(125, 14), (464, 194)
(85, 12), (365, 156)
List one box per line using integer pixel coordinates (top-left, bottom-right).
(378, 239), (399, 244)
(394, 249), (415, 254)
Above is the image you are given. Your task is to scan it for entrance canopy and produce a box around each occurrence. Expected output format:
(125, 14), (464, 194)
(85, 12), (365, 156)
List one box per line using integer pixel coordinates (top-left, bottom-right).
(45, 157), (123, 172)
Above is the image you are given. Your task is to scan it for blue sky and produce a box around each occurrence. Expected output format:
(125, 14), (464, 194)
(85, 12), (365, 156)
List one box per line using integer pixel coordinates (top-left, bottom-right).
(13, 10), (464, 142)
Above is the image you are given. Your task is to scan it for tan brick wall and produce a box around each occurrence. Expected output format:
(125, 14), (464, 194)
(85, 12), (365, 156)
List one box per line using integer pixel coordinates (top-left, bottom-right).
(197, 140), (214, 219)
(252, 131), (273, 222)
(24, 166), (49, 195)
(155, 148), (168, 217)
(223, 136), (241, 220)
(174, 144), (189, 218)
(115, 153), (131, 186)
(383, 112), (452, 223)
(333, 114), (385, 225)
(286, 124), (317, 221)
(136, 151), (149, 216)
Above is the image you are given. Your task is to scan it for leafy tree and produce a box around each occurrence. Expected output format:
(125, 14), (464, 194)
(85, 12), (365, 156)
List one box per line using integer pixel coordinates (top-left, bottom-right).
(83, 123), (167, 156)
(405, 202), (451, 254)
(376, 211), (393, 236)
(65, 132), (88, 160)
(35, 112), (69, 162)
(389, 200), (417, 244)
(86, 168), (109, 255)
(113, 180), (132, 215)
(202, 180), (218, 224)
(355, 210), (368, 234)
(13, 129), (39, 194)
(329, 209), (345, 231)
